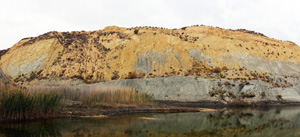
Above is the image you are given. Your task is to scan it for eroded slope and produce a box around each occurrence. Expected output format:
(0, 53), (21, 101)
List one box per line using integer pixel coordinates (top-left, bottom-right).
(1, 25), (299, 86)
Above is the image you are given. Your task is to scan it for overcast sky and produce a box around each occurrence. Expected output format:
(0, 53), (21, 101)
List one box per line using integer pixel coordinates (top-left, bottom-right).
(0, 0), (299, 50)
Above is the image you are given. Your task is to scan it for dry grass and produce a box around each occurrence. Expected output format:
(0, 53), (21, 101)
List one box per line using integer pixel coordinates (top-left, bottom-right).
(0, 85), (153, 121)
(0, 83), (154, 122)
(62, 87), (153, 105)
(27, 83), (154, 105)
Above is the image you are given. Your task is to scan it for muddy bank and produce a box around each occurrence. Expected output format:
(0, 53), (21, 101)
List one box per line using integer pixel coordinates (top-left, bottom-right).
(58, 101), (219, 118)
(156, 100), (300, 108)
(2, 100), (300, 123)
(57, 100), (300, 118)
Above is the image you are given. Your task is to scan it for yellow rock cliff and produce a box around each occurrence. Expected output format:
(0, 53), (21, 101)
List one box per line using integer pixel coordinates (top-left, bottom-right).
(0, 25), (299, 84)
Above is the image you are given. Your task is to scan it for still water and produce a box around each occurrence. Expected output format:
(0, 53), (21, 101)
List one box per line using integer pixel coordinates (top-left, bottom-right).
(1, 107), (300, 137)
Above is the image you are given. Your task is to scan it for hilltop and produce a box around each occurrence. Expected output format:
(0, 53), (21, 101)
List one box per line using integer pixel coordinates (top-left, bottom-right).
(1, 25), (300, 103)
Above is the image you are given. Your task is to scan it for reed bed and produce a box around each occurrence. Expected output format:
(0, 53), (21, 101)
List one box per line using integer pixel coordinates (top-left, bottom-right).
(28, 83), (154, 105)
(62, 87), (154, 105)
(0, 90), (64, 122)
(0, 83), (154, 122)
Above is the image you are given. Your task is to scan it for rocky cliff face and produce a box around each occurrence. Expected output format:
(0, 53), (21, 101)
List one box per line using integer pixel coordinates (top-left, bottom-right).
(1, 25), (300, 102)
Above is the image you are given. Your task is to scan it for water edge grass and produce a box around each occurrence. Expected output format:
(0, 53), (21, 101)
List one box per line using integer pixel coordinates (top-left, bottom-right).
(62, 87), (154, 105)
(0, 86), (154, 122)
(0, 90), (64, 122)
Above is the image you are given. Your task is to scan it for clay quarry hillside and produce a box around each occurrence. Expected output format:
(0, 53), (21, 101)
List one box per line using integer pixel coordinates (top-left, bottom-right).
(1, 25), (300, 102)
(0, 25), (299, 85)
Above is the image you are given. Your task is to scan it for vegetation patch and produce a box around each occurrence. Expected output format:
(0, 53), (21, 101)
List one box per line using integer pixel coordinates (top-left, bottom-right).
(230, 100), (250, 107)
(260, 92), (266, 98)
(111, 71), (120, 80)
(209, 88), (236, 99)
(212, 67), (221, 73)
(125, 71), (145, 79)
(62, 87), (153, 106)
(0, 89), (64, 122)
(241, 92), (256, 98)
(0, 85), (154, 122)
(134, 29), (139, 34)
(276, 94), (282, 100)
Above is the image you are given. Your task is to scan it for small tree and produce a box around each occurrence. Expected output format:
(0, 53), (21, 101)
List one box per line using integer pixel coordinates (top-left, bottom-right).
(261, 92), (266, 98)
(111, 71), (120, 80)
(27, 71), (37, 81)
(276, 94), (282, 100)
(134, 29), (139, 34)
(212, 67), (221, 73)
(126, 71), (137, 79)
(222, 66), (229, 71)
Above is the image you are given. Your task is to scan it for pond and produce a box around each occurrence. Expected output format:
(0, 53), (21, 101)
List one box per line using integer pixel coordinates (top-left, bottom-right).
(1, 107), (300, 137)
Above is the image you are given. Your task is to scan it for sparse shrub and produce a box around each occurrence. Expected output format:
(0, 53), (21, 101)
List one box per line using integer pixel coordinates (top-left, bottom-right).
(113, 56), (118, 59)
(212, 67), (221, 73)
(125, 71), (145, 79)
(219, 92), (224, 98)
(227, 91), (236, 98)
(134, 29), (139, 34)
(224, 81), (231, 86)
(241, 93), (256, 98)
(239, 83), (245, 89)
(222, 66), (229, 71)
(63, 45), (69, 48)
(111, 71), (120, 80)
(126, 71), (137, 79)
(85, 74), (93, 80)
(244, 81), (250, 85)
(73, 75), (84, 80)
(276, 94), (282, 100)
(209, 91), (217, 97)
(27, 71), (37, 81)
(241, 92), (245, 96)
(209, 88), (236, 98)
(14, 75), (22, 82)
(261, 92), (266, 98)
(230, 100), (249, 107)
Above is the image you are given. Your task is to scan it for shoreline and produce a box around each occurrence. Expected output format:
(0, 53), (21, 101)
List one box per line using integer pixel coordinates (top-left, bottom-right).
(2, 100), (300, 123)
(59, 102), (221, 118)
(156, 100), (300, 107)
(58, 100), (300, 118)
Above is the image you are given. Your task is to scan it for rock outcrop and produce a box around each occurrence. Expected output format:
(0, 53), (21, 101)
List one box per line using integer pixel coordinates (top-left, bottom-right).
(1, 25), (300, 102)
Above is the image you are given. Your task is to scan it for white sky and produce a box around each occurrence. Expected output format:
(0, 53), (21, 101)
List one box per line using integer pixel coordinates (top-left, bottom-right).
(0, 0), (299, 50)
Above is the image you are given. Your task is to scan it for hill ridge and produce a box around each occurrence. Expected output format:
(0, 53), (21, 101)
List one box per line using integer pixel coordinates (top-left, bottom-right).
(0, 25), (299, 85)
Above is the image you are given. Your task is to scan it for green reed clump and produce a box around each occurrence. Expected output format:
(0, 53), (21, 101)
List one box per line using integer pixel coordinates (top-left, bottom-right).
(0, 90), (64, 122)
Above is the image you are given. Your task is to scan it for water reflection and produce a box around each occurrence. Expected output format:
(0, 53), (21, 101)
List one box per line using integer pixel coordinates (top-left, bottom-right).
(1, 107), (300, 137)
(0, 120), (64, 137)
